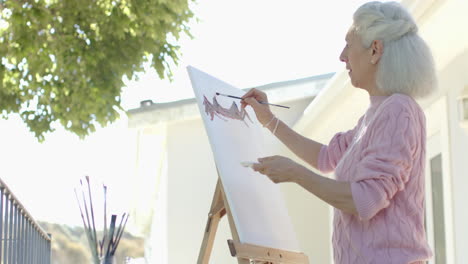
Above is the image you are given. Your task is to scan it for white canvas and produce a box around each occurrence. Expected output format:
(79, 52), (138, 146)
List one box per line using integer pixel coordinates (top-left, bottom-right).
(187, 66), (300, 252)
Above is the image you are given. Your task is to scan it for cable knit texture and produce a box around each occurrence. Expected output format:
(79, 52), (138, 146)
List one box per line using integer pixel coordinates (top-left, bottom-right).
(318, 94), (432, 264)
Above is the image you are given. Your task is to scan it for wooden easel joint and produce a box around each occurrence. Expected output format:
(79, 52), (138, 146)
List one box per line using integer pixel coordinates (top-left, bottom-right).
(205, 207), (226, 233)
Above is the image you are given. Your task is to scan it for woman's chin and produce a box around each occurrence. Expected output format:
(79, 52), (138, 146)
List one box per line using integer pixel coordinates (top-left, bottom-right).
(349, 79), (365, 90)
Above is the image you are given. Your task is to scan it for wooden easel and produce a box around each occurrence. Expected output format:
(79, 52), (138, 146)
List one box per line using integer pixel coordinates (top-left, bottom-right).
(198, 178), (310, 264)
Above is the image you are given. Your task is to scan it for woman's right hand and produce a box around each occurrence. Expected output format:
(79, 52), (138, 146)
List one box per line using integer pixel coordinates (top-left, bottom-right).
(241, 88), (275, 127)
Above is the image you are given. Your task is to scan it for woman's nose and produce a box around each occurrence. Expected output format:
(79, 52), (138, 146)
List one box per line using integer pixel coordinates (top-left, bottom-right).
(339, 52), (348, 63)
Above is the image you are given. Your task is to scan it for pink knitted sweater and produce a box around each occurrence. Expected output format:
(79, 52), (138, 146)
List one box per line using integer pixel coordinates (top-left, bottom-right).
(318, 94), (432, 264)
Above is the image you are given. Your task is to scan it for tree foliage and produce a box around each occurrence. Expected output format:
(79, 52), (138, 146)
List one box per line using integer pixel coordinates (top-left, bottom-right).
(0, 0), (194, 141)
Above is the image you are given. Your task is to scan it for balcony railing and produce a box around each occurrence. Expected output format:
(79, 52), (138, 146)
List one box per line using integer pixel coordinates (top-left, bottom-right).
(0, 178), (51, 263)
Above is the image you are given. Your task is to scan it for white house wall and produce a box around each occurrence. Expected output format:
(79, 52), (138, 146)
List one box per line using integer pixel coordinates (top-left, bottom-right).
(164, 118), (226, 263)
(438, 49), (468, 264)
(412, 0), (468, 261)
(130, 125), (169, 263)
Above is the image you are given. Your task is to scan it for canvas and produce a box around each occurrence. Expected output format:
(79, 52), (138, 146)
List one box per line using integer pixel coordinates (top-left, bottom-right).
(187, 66), (300, 252)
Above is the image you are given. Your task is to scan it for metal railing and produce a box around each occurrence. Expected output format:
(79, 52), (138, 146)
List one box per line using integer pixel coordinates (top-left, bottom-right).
(0, 178), (51, 263)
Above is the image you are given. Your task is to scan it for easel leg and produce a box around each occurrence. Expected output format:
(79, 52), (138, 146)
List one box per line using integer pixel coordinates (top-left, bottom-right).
(198, 179), (251, 264)
(198, 180), (226, 264)
(218, 183), (251, 264)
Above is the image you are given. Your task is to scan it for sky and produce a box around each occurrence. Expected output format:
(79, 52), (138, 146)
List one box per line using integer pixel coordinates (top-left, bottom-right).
(0, 0), (380, 228)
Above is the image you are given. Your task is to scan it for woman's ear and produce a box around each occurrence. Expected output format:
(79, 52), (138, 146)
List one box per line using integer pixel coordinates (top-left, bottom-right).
(370, 40), (383, 64)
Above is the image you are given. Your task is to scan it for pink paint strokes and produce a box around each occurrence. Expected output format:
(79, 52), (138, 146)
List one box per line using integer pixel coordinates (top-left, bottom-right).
(203, 95), (253, 127)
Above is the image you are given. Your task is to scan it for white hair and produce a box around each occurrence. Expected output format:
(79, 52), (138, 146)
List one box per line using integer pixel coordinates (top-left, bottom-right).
(353, 1), (437, 98)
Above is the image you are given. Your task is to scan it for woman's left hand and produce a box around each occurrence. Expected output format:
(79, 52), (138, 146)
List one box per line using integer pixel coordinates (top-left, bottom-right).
(252, 155), (302, 183)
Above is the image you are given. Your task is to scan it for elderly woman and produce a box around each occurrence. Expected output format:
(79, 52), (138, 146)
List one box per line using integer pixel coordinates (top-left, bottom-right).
(241, 1), (436, 264)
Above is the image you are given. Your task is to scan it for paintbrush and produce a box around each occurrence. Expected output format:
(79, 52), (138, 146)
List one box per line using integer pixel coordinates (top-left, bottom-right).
(106, 215), (117, 258)
(102, 184), (108, 257)
(111, 213), (130, 255)
(215, 92), (290, 109)
(80, 180), (100, 264)
(74, 188), (96, 260)
(85, 176), (98, 259)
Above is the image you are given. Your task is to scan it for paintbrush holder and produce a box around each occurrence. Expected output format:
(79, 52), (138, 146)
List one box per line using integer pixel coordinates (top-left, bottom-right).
(100, 255), (116, 264)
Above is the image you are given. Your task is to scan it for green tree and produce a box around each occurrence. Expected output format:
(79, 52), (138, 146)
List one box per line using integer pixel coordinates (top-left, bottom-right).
(0, 0), (194, 141)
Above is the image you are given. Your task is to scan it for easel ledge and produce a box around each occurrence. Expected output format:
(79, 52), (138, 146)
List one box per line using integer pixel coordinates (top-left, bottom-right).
(228, 240), (309, 264)
(198, 179), (309, 264)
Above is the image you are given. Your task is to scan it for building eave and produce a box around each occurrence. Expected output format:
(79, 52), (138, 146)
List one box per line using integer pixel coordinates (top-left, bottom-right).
(127, 73), (334, 129)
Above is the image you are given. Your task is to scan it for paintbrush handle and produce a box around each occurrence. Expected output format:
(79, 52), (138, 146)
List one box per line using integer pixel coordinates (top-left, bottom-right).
(258, 101), (290, 109)
(225, 94), (243, 100)
(217, 93), (290, 109)
(106, 215), (117, 257)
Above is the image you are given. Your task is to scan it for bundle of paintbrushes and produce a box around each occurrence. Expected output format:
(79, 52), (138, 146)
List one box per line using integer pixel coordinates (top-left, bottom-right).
(74, 176), (130, 264)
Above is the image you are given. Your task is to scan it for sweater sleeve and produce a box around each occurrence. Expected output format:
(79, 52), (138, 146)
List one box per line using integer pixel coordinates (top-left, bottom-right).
(350, 105), (418, 221)
(317, 117), (363, 173)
